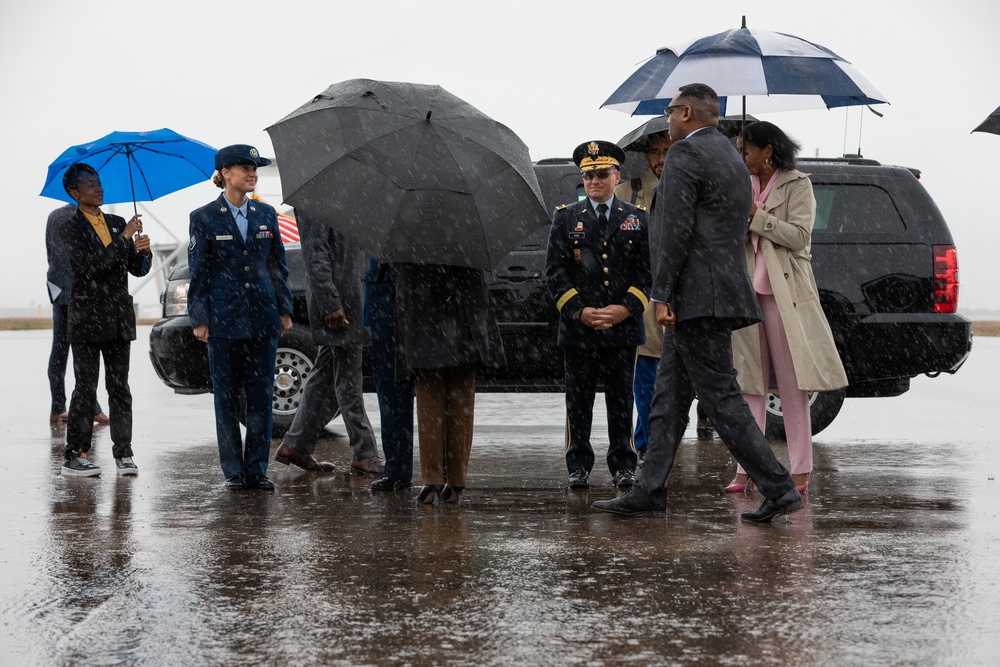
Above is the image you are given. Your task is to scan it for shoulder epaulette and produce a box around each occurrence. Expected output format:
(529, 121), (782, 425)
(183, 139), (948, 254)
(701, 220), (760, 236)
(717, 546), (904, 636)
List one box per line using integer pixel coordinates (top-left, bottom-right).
(555, 204), (567, 211)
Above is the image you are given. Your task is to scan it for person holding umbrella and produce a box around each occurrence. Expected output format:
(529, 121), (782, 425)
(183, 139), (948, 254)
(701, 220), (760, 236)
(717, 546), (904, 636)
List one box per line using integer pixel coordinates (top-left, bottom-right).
(591, 83), (801, 522)
(59, 163), (151, 477)
(188, 145), (293, 490)
(726, 121), (847, 494)
(615, 130), (673, 466)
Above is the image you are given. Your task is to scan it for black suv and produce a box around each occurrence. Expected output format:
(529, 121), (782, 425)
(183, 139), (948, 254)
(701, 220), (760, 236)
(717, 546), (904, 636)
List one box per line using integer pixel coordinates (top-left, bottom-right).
(149, 156), (972, 437)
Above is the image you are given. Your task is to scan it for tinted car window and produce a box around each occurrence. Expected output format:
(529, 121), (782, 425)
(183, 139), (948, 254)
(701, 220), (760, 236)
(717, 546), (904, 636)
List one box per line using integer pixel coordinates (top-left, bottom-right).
(813, 184), (906, 234)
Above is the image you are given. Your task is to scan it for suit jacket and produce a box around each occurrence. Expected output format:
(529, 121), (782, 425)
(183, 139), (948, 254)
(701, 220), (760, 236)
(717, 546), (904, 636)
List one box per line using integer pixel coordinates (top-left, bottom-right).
(650, 126), (760, 330)
(46, 204), (78, 305)
(545, 196), (651, 348)
(59, 209), (151, 343)
(187, 194), (293, 340)
(296, 213), (368, 347)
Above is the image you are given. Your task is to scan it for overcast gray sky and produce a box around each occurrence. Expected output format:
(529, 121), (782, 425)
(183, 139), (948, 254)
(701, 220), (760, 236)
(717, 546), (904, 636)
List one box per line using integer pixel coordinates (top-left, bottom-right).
(3, 0), (999, 314)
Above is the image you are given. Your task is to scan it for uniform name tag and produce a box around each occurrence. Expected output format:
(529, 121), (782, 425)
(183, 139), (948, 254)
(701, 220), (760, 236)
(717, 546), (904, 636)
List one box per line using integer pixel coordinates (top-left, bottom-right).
(216, 234), (234, 241)
(569, 232), (585, 240)
(619, 215), (642, 231)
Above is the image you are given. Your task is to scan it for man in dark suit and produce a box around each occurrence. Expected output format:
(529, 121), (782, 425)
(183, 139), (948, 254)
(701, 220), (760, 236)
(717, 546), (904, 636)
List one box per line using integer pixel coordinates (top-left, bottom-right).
(59, 164), (151, 477)
(592, 84), (802, 522)
(46, 203), (106, 423)
(273, 213), (384, 476)
(188, 144), (293, 490)
(545, 140), (651, 490)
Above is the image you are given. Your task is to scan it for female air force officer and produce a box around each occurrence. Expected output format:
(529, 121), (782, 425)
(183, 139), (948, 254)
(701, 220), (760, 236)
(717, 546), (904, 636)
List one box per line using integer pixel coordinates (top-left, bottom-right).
(188, 144), (293, 490)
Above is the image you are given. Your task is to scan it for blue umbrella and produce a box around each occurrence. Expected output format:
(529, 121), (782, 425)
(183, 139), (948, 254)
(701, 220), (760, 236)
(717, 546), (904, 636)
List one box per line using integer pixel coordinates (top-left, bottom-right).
(602, 17), (888, 117)
(40, 128), (217, 215)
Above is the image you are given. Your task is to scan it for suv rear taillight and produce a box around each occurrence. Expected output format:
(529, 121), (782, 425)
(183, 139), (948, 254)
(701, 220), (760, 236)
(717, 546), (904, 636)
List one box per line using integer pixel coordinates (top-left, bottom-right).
(933, 245), (959, 313)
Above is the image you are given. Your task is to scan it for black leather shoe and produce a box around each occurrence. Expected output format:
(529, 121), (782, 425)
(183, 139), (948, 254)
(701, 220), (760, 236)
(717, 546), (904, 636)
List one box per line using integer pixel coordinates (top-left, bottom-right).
(592, 489), (666, 516)
(244, 474), (275, 491)
(741, 487), (803, 522)
(567, 469), (590, 489)
(416, 484), (444, 504)
(612, 469), (636, 488)
(370, 477), (412, 492)
(225, 476), (244, 490)
(440, 485), (464, 503)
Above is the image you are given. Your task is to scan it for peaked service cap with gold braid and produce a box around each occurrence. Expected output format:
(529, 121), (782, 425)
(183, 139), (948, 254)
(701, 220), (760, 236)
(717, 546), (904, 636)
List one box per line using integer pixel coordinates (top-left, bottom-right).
(572, 140), (626, 172)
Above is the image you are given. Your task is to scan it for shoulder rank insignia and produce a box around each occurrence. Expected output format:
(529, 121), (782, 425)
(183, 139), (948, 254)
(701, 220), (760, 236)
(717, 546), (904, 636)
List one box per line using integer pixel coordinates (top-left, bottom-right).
(555, 204), (567, 211)
(636, 204), (647, 211)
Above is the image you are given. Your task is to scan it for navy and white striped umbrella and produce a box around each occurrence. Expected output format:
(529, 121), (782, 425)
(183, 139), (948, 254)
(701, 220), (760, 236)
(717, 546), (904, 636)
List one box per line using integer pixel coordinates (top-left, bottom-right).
(603, 21), (887, 116)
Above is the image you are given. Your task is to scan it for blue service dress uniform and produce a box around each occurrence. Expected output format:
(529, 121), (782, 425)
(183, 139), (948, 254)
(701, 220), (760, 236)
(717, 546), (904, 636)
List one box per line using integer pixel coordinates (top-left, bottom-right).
(545, 196), (651, 477)
(188, 194), (293, 481)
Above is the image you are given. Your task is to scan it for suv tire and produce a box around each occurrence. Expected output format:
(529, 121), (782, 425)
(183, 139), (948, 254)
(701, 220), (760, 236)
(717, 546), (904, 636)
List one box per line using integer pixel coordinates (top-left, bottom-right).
(764, 388), (846, 440)
(238, 324), (317, 437)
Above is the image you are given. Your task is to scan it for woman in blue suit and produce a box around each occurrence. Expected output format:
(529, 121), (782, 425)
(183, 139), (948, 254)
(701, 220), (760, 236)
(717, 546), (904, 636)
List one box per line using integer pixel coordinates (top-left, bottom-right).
(188, 145), (293, 490)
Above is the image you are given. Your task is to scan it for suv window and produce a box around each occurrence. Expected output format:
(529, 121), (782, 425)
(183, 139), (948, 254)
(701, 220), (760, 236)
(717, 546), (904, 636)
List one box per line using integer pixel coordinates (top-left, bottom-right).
(813, 184), (906, 234)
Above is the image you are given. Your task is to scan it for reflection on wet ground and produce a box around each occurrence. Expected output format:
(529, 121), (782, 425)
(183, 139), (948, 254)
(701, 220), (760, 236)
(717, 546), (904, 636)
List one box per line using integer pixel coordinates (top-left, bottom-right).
(2, 330), (999, 666)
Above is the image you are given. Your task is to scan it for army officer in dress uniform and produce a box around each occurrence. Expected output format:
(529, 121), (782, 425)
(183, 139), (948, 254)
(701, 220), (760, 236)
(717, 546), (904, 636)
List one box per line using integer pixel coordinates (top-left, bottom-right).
(188, 144), (293, 490)
(545, 140), (651, 490)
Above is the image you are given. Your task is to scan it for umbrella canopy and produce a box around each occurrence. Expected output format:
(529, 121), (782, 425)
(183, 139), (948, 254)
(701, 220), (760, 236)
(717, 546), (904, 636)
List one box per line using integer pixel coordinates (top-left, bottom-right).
(602, 19), (888, 116)
(40, 128), (217, 213)
(972, 105), (1000, 135)
(266, 79), (549, 271)
(618, 114), (757, 152)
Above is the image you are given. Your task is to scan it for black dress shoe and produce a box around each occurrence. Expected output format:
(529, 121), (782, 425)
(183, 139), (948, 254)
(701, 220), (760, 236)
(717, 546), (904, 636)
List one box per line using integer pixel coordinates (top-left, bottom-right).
(370, 477), (412, 492)
(440, 485), (464, 503)
(612, 469), (636, 488)
(567, 469), (590, 489)
(225, 476), (244, 490)
(591, 489), (666, 516)
(416, 484), (444, 504)
(244, 474), (275, 491)
(741, 487), (803, 523)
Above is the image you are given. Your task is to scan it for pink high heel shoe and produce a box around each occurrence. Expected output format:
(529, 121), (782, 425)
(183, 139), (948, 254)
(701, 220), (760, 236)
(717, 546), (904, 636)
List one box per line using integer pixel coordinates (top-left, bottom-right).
(724, 476), (754, 493)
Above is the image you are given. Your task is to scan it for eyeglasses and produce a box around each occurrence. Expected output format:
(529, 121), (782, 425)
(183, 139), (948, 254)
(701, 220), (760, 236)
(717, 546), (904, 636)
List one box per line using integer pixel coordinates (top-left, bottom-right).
(582, 169), (614, 181)
(664, 103), (689, 116)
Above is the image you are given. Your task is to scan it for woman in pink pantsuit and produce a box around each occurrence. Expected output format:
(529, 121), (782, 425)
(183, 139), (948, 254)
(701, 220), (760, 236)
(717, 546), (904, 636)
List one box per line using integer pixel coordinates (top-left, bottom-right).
(727, 122), (848, 493)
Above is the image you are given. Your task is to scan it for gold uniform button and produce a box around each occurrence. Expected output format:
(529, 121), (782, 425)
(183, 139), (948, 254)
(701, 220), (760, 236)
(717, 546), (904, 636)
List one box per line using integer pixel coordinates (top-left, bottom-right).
(603, 267), (609, 273)
(244, 283), (250, 288)
(244, 266), (250, 272)
(604, 281), (610, 286)
(602, 254), (608, 259)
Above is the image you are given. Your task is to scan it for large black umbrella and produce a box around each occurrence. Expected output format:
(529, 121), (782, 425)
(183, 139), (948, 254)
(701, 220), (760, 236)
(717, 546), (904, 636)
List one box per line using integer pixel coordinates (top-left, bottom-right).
(266, 79), (549, 270)
(972, 105), (1000, 135)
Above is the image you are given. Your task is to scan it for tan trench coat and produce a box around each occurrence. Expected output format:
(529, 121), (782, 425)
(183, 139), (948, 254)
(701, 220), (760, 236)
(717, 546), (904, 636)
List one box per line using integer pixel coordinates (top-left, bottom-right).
(615, 169), (662, 358)
(732, 169), (848, 395)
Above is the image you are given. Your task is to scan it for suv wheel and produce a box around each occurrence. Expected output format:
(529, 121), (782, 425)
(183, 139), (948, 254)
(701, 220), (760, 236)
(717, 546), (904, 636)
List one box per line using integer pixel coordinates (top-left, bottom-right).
(764, 388), (846, 439)
(238, 324), (317, 437)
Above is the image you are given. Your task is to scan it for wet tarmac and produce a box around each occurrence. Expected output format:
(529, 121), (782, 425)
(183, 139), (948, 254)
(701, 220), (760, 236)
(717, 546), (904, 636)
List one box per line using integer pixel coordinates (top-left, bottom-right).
(2, 327), (998, 666)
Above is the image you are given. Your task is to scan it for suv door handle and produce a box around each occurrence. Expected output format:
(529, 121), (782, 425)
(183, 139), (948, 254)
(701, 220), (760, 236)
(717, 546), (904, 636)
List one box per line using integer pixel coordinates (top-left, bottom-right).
(496, 267), (541, 283)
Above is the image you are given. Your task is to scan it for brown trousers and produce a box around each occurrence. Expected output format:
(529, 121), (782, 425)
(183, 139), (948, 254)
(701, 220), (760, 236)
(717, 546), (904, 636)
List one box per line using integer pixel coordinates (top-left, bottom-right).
(414, 364), (477, 486)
